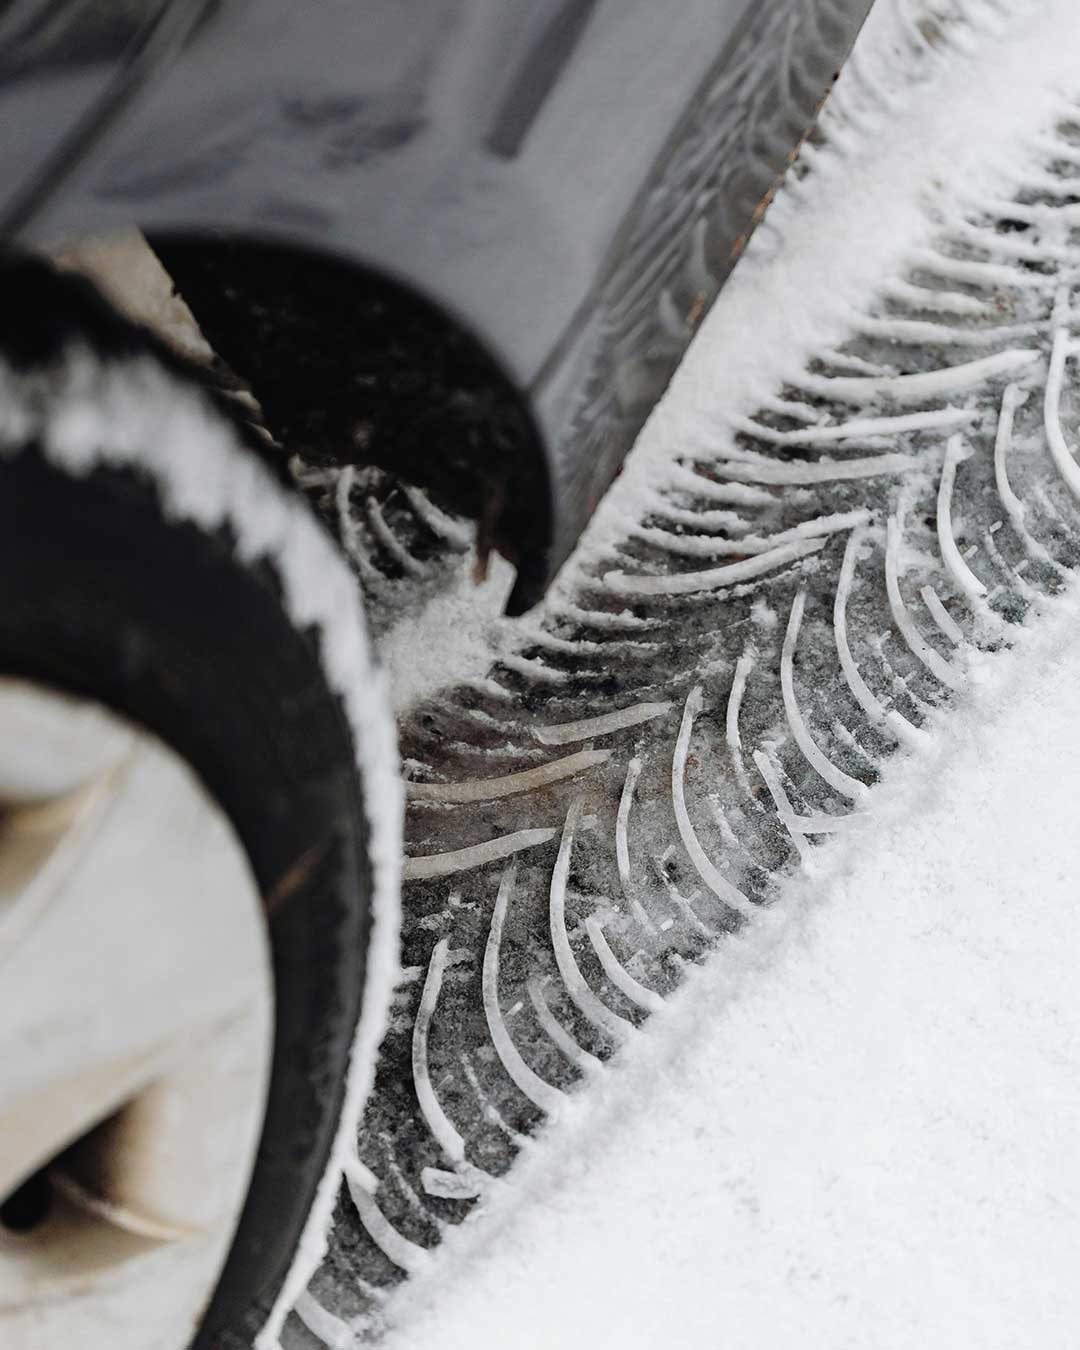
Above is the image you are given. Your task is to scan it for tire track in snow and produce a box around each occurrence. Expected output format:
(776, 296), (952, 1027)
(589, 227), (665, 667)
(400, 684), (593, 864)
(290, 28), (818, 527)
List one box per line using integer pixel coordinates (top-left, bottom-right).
(284, 2), (1080, 1342)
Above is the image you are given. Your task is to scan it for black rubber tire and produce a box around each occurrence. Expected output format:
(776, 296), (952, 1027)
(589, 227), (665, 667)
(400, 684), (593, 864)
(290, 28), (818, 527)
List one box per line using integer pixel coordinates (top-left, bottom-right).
(0, 256), (381, 1348)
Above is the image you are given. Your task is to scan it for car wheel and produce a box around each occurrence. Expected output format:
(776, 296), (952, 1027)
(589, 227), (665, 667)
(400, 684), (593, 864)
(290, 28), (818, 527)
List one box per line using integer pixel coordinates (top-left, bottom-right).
(0, 256), (402, 1349)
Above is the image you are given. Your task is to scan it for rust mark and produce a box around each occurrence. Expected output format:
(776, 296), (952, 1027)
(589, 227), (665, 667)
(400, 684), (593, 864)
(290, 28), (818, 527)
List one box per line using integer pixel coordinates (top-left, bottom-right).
(265, 840), (328, 915)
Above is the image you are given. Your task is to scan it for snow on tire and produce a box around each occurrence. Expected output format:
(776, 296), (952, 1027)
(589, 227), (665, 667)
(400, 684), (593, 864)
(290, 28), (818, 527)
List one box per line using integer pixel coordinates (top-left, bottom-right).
(0, 258), (402, 1350)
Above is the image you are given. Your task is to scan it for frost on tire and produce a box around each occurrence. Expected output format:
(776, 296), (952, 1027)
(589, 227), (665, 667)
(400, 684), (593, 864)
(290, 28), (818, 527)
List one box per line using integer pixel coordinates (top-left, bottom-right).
(287, 4), (1080, 1345)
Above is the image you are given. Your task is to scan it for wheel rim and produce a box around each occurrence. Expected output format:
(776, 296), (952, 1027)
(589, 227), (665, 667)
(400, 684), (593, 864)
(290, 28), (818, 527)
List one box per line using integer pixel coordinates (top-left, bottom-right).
(0, 678), (273, 1349)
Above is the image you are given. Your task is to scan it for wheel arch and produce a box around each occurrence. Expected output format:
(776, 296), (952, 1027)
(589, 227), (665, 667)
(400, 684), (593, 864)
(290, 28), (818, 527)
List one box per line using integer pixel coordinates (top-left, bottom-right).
(145, 229), (556, 614)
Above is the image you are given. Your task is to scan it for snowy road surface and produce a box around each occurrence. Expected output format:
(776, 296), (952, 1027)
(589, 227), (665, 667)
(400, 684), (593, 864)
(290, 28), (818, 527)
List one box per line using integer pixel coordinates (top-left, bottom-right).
(379, 574), (1080, 1350)
(281, 0), (1080, 1344)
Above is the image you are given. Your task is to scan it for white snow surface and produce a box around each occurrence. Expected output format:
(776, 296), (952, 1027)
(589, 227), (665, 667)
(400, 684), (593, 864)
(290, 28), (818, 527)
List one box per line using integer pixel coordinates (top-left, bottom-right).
(381, 571), (1080, 1350)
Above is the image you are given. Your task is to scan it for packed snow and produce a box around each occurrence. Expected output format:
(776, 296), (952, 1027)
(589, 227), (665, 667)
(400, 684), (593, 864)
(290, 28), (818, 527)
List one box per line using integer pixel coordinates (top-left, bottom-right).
(379, 573), (1080, 1350)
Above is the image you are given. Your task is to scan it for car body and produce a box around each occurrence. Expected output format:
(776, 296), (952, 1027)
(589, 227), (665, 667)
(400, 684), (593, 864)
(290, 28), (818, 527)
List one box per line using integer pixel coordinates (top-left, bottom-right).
(1, 0), (874, 611)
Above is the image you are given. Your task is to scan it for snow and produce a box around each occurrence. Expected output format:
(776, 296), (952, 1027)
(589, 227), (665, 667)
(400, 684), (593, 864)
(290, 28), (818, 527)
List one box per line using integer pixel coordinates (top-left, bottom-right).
(378, 552), (516, 715)
(572, 0), (1080, 568)
(379, 575), (1080, 1350)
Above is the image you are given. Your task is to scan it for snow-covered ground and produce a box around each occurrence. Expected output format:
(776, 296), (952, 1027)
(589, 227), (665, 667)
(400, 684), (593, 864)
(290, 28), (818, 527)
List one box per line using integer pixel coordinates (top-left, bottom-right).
(280, 0), (1080, 1343)
(379, 576), (1080, 1349)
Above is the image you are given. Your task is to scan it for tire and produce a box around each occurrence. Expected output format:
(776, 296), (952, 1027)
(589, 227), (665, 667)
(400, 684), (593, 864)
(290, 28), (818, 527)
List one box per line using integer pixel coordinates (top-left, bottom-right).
(0, 255), (402, 1348)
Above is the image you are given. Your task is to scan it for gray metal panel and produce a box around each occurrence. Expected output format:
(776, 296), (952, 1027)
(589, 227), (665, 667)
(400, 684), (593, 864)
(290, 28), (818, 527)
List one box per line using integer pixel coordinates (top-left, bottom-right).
(28, 0), (762, 386)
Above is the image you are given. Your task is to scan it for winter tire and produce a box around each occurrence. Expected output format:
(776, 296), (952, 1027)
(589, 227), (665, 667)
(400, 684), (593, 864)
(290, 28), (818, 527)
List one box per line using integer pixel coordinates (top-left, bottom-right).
(0, 256), (401, 1350)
